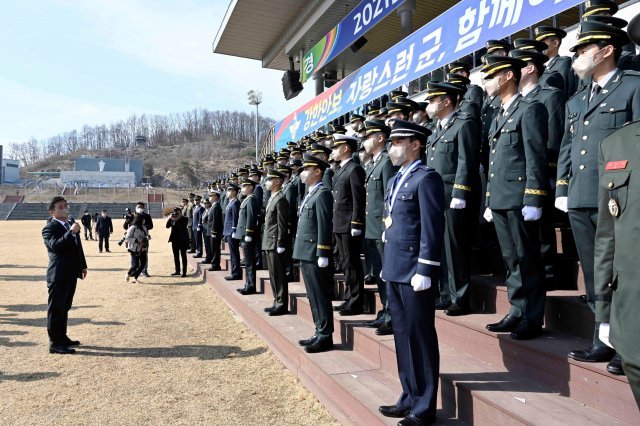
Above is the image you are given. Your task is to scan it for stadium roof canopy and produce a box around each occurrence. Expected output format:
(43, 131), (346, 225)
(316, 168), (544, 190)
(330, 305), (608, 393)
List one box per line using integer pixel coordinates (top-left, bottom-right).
(213, 0), (582, 76)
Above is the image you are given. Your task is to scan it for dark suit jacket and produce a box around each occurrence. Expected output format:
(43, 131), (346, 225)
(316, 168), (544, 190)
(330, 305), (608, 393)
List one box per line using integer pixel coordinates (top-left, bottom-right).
(95, 216), (113, 237)
(167, 216), (189, 245)
(332, 159), (366, 233)
(42, 219), (87, 282)
(262, 190), (289, 250)
(210, 202), (223, 238)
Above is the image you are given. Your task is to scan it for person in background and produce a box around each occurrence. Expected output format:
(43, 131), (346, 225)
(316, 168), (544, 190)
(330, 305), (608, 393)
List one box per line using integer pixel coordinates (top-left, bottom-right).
(206, 190), (224, 272)
(124, 214), (149, 283)
(167, 207), (190, 277)
(80, 209), (93, 241)
(223, 184), (242, 281)
(201, 198), (213, 264)
(95, 209), (113, 253)
(135, 202), (154, 277)
(122, 208), (133, 228)
(42, 196), (87, 354)
(186, 193), (196, 253)
(192, 195), (204, 258)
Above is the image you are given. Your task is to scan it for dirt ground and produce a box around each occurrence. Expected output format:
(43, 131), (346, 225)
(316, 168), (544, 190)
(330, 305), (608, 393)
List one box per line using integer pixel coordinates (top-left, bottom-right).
(0, 219), (337, 425)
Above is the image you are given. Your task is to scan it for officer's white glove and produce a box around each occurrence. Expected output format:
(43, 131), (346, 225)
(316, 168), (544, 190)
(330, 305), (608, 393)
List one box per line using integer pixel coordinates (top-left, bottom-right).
(381, 231), (387, 243)
(522, 206), (543, 222)
(599, 323), (614, 349)
(231, 232), (237, 239)
(450, 198), (466, 209)
(483, 208), (493, 223)
(317, 257), (329, 268)
(197, 226), (201, 231)
(555, 196), (568, 213)
(244, 236), (252, 243)
(351, 228), (362, 237)
(276, 247), (285, 254)
(410, 274), (432, 292)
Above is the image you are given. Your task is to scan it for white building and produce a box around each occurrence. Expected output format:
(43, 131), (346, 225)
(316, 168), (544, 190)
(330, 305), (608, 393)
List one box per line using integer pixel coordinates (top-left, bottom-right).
(1, 159), (20, 183)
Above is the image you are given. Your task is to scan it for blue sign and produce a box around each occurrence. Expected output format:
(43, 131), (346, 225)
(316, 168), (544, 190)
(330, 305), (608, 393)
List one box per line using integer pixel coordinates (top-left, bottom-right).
(274, 0), (583, 149)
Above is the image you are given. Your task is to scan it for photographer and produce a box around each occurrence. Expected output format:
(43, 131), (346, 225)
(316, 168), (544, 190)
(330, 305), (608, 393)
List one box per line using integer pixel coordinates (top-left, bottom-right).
(124, 214), (149, 283)
(135, 202), (154, 277)
(166, 207), (189, 277)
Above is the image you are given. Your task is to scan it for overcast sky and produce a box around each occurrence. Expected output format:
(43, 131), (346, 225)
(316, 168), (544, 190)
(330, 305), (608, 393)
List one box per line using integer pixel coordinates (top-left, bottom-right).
(0, 0), (315, 147)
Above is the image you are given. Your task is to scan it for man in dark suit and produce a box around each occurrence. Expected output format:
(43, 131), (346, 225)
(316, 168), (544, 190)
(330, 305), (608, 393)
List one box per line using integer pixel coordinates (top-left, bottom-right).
(80, 209), (93, 241)
(378, 120), (444, 426)
(223, 184), (242, 280)
(206, 190), (223, 271)
(95, 209), (113, 253)
(235, 179), (259, 295)
(425, 82), (480, 316)
(482, 55), (549, 340)
(42, 196), (88, 354)
(331, 134), (366, 316)
(361, 119), (396, 334)
(192, 195), (204, 258)
(262, 170), (290, 316)
(556, 21), (640, 373)
(135, 202), (154, 277)
(293, 155), (334, 353)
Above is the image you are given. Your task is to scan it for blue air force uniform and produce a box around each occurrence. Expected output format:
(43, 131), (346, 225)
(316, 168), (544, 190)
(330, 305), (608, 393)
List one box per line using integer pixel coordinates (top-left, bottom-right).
(223, 189), (241, 280)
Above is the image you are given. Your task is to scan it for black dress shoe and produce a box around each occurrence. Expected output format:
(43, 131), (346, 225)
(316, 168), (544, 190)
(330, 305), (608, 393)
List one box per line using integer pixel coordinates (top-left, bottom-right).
(365, 318), (384, 328)
(376, 323), (393, 336)
(510, 319), (542, 340)
(63, 339), (80, 346)
(486, 315), (521, 332)
(378, 405), (410, 418)
(568, 345), (616, 362)
(607, 354), (625, 376)
(435, 301), (452, 310)
(445, 303), (467, 316)
(305, 338), (333, 353)
(364, 274), (376, 284)
(398, 413), (436, 426)
(269, 308), (288, 316)
(298, 335), (317, 347)
(181, 273), (187, 277)
(224, 275), (241, 281)
(264, 306), (275, 313)
(333, 303), (347, 311)
(339, 306), (363, 316)
(171, 272), (181, 276)
(240, 287), (256, 295)
(49, 345), (75, 354)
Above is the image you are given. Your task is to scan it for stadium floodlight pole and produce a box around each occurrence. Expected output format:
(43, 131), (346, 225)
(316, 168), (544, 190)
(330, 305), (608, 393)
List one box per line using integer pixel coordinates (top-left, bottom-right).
(247, 90), (263, 162)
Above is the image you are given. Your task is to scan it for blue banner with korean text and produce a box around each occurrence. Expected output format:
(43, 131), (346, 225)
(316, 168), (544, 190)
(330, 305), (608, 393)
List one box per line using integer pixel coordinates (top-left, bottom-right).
(273, 0), (583, 149)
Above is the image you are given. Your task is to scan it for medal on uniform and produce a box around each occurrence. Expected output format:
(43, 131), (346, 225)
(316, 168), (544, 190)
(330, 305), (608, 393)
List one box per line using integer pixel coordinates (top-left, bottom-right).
(608, 198), (620, 217)
(384, 216), (393, 228)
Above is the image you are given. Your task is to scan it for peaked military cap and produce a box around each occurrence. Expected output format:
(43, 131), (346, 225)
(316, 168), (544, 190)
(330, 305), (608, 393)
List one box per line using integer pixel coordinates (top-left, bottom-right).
(386, 101), (414, 116)
(512, 38), (548, 53)
(389, 119), (431, 144)
(390, 90), (408, 101)
(485, 39), (512, 53)
(482, 55), (527, 78)
(447, 61), (472, 74)
(311, 143), (332, 156)
(363, 119), (391, 137)
(302, 154), (330, 171)
(277, 152), (289, 161)
(509, 49), (550, 68)
(425, 81), (466, 100)
(248, 168), (262, 176)
(365, 103), (381, 116)
(332, 134), (359, 151)
(534, 26), (567, 41)
(290, 159), (303, 167)
(276, 165), (292, 175)
(286, 141), (297, 148)
(188, 193), (196, 198)
(209, 189), (221, 196)
(350, 113), (365, 123)
(569, 20), (630, 52)
(330, 123), (347, 134)
(194, 195), (202, 200)
(266, 169), (286, 180)
(628, 12), (640, 45)
(237, 167), (249, 175)
(583, 15), (628, 28)
(240, 178), (256, 187)
(417, 102), (428, 111)
(583, 0), (618, 18)
(226, 183), (240, 191)
(290, 146), (303, 154)
(445, 73), (471, 85)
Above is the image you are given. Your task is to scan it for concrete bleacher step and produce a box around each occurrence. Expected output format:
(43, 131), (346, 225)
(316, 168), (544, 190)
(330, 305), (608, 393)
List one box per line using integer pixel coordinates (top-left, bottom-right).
(0, 203), (16, 220)
(201, 255), (635, 425)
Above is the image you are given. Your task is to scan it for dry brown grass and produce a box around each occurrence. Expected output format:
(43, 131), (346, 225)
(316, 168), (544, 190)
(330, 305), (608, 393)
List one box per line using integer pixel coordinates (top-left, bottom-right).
(0, 220), (337, 425)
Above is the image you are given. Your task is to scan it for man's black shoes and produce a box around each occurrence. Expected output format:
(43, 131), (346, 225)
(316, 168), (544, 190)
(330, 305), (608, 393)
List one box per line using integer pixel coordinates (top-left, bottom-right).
(298, 335), (317, 347)
(239, 287), (256, 295)
(607, 354), (625, 376)
(510, 319), (542, 340)
(376, 323), (393, 336)
(568, 345), (616, 362)
(49, 345), (75, 354)
(378, 405), (410, 418)
(398, 413), (436, 425)
(486, 315), (521, 332)
(305, 338), (333, 353)
(269, 308), (288, 316)
(224, 275), (241, 281)
(171, 272), (181, 276)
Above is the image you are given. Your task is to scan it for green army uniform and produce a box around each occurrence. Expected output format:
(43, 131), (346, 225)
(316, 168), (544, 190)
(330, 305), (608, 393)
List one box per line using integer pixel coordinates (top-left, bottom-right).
(262, 185), (290, 312)
(426, 105), (480, 312)
(186, 197), (195, 252)
(235, 191), (259, 292)
(595, 120), (640, 406)
(534, 26), (578, 101)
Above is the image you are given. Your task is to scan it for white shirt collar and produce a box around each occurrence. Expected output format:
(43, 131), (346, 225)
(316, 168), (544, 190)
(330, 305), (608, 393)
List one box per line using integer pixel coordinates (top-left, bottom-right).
(594, 68), (618, 89)
(521, 83), (539, 98)
(372, 150), (383, 163)
(501, 93), (520, 112)
(54, 218), (68, 228)
(340, 157), (352, 167)
(439, 111), (456, 128)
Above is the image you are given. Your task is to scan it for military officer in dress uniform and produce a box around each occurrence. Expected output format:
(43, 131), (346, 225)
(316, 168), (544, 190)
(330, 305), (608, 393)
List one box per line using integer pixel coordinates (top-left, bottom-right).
(482, 55), (549, 340)
(206, 190), (223, 272)
(378, 119), (444, 426)
(445, 73), (481, 122)
(234, 178), (259, 295)
(262, 170), (290, 316)
(425, 82), (480, 316)
(293, 155), (335, 353)
(331, 134), (367, 316)
(556, 21), (640, 373)
(186, 192), (195, 253)
(192, 195), (204, 258)
(223, 184), (242, 281)
(360, 119), (396, 335)
(311, 143), (334, 190)
(534, 25), (576, 101)
(446, 61), (484, 110)
(510, 48), (566, 281)
(512, 38), (565, 92)
(249, 168), (265, 270)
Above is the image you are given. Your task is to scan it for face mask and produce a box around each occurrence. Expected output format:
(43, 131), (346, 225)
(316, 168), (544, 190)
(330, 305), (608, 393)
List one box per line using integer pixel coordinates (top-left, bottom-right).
(136, 207), (144, 214)
(102, 213), (107, 218)
(265, 180), (273, 191)
(412, 112), (422, 123)
(358, 152), (366, 163)
(426, 102), (440, 120)
(226, 191), (232, 198)
(572, 48), (604, 79)
(240, 187), (247, 196)
(388, 144), (408, 166)
(363, 138), (375, 154)
(300, 170), (311, 184)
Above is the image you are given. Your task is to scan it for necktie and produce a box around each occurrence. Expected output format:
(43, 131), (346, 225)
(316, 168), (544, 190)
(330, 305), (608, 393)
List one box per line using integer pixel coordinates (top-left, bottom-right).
(590, 84), (601, 103)
(496, 107), (504, 121)
(64, 222), (71, 231)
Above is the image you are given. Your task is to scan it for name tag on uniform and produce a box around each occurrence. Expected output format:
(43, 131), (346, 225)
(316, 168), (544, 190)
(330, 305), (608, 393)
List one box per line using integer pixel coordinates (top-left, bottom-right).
(605, 160), (628, 170)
